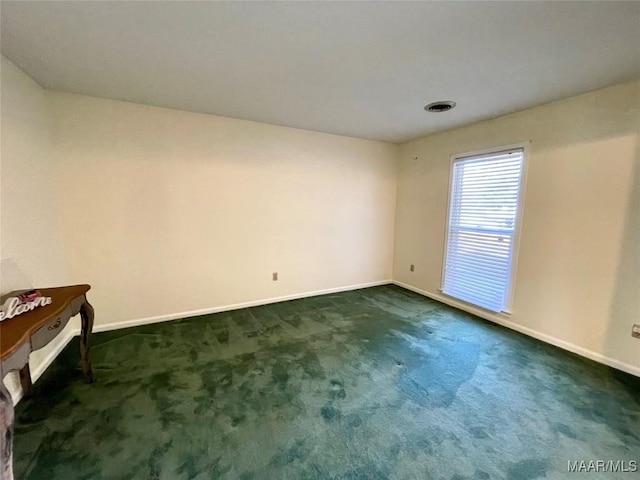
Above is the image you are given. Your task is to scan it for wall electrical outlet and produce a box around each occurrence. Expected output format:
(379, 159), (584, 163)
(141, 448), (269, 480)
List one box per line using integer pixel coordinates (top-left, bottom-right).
(632, 324), (640, 339)
(272, 272), (278, 281)
(410, 264), (415, 272)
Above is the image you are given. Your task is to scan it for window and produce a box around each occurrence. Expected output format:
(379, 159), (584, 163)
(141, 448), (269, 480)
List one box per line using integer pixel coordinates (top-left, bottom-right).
(442, 145), (527, 313)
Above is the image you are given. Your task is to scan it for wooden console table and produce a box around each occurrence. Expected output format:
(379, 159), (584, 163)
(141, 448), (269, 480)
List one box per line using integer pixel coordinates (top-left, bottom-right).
(0, 285), (94, 480)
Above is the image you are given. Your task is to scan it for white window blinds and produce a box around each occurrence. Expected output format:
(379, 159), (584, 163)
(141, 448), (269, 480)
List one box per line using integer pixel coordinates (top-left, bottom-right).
(442, 148), (525, 312)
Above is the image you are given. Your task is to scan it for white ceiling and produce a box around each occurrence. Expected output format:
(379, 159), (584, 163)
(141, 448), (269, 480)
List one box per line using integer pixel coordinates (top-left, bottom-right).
(2, 1), (639, 143)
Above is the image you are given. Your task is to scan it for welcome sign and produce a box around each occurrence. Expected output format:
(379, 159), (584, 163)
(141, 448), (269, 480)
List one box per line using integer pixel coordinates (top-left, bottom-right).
(0, 296), (52, 322)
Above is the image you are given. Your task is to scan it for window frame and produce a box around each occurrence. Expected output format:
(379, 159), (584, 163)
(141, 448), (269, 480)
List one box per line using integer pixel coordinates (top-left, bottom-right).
(440, 141), (530, 314)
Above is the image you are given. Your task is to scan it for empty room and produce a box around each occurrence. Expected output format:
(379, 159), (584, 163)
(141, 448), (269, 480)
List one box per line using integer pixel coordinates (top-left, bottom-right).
(0, 1), (638, 479)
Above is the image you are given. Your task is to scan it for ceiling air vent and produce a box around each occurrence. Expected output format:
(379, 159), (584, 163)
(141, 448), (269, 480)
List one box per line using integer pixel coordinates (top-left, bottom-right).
(424, 101), (456, 113)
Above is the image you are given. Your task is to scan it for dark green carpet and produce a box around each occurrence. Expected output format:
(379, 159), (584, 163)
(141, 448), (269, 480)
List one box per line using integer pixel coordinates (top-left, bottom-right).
(13, 285), (640, 479)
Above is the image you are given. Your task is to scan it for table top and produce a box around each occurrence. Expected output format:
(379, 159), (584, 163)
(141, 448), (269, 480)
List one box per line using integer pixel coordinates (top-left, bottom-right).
(0, 285), (90, 361)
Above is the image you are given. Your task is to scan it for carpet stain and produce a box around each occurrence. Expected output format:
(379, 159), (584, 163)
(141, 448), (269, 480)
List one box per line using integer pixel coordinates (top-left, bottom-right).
(556, 423), (577, 439)
(320, 405), (341, 423)
(507, 458), (550, 480)
(12, 285), (640, 479)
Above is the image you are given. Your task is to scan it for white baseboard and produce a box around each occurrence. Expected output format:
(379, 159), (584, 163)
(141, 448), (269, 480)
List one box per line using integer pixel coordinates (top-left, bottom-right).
(11, 279), (391, 403)
(92, 279), (392, 333)
(30, 328), (78, 381)
(10, 327), (77, 404)
(393, 280), (640, 378)
(13, 277), (636, 405)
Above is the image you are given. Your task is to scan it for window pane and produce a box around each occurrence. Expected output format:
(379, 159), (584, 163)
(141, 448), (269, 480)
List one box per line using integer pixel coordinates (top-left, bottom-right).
(442, 149), (524, 312)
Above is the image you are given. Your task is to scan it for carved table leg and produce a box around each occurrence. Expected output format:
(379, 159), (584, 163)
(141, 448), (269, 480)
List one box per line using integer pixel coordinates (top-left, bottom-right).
(79, 298), (95, 383)
(0, 379), (14, 480)
(18, 365), (33, 399)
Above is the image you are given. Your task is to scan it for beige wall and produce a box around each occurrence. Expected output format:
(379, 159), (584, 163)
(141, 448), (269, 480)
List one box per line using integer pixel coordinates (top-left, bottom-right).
(1, 56), (75, 400)
(48, 92), (397, 327)
(394, 80), (640, 372)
